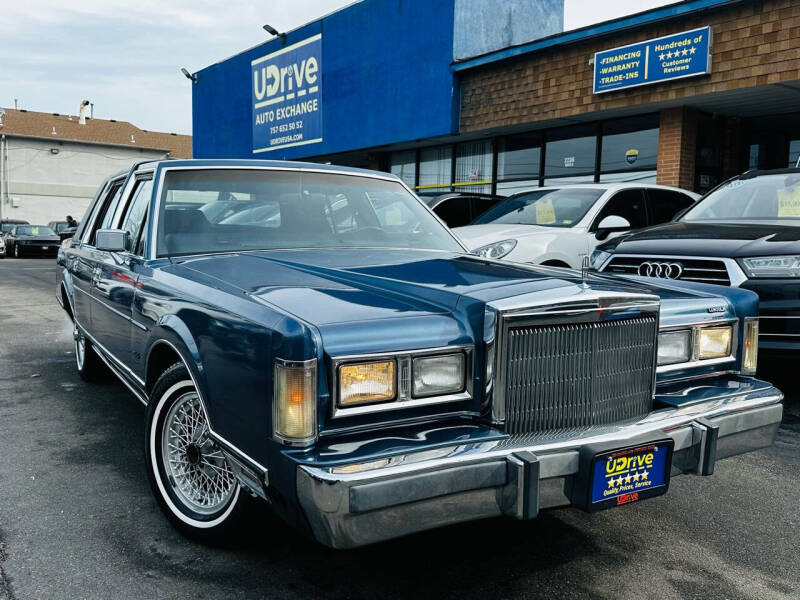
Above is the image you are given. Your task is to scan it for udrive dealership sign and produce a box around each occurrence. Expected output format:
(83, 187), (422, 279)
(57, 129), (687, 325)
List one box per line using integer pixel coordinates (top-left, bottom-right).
(593, 26), (712, 94)
(251, 34), (323, 153)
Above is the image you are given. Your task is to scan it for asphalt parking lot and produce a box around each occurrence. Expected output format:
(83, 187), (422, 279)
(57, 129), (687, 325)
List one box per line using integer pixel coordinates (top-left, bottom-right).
(0, 257), (798, 600)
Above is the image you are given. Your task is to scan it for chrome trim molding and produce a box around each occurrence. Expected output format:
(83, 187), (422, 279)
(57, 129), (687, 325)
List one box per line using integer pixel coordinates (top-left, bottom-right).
(329, 346), (474, 419)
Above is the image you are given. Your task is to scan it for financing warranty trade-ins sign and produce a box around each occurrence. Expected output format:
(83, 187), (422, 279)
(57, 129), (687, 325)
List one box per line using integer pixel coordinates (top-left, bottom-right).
(593, 26), (712, 94)
(251, 34), (322, 154)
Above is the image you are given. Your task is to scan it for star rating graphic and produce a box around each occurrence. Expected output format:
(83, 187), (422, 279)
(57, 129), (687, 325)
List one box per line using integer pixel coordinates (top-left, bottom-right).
(641, 470), (649, 481)
(633, 472), (640, 482)
(659, 48), (697, 62)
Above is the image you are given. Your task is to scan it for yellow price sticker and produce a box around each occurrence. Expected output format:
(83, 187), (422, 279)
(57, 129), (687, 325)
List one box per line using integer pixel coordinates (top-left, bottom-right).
(31, 227), (39, 235)
(777, 189), (800, 217)
(535, 198), (556, 224)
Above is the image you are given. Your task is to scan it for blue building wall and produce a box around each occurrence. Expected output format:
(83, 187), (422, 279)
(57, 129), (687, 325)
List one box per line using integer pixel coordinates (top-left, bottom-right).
(192, 0), (458, 160)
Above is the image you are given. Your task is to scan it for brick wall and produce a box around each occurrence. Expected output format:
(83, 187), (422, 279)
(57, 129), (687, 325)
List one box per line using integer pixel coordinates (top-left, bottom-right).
(657, 107), (698, 189)
(459, 0), (800, 133)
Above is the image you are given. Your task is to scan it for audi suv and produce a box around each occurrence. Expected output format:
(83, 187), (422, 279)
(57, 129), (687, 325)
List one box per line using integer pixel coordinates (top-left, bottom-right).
(592, 168), (800, 352)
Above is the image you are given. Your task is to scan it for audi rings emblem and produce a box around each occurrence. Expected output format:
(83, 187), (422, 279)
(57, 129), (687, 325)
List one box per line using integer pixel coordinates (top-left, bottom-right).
(637, 261), (684, 279)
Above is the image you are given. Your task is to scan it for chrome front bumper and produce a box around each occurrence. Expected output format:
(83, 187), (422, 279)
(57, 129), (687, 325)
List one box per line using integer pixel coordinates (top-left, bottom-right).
(296, 379), (783, 548)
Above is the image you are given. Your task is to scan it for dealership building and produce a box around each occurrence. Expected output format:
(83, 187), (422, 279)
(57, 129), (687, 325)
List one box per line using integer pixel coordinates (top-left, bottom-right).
(192, 0), (800, 196)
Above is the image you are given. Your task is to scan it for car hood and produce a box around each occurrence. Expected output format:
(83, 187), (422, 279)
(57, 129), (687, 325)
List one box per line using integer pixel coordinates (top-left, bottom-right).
(170, 248), (749, 332)
(453, 223), (574, 250)
(601, 221), (800, 258)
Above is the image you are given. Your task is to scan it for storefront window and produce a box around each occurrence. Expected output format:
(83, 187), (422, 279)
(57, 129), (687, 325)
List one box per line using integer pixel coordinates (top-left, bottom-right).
(544, 128), (596, 180)
(600, 128), (658, 173)
(497, 133), (541, 192)
(454, 141), (492, 193)
(390, 150), (416, 188)
(419, 145), (452, 191)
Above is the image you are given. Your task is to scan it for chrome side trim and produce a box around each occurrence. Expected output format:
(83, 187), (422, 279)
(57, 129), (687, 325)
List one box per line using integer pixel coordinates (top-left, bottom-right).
(74, 285), (149, 332)
(598, 253), (748, 287)
(81, 327), (146, 387)
(92, 346), (148, 406)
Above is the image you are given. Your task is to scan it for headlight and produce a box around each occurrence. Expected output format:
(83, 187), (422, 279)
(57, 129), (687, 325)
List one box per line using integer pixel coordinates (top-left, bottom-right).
(740, 255), (800, 278)
(697, 326), (732, 360)
(273, 359), (317, 444)
(412, 353), (465, 397)
(742, 318), (759, 374)
(657, 330), (692, 365)
(590, 248), (610, 270)
(473, 239), (517, 259)
(339, 360), (396, 407)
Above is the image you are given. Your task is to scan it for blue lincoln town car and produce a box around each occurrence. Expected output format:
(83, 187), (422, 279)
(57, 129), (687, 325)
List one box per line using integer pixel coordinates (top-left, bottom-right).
(57, 159), (783, 548)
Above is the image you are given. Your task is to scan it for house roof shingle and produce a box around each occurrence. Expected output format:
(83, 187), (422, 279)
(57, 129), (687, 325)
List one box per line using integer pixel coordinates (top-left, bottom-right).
(0, 107), (192, 158)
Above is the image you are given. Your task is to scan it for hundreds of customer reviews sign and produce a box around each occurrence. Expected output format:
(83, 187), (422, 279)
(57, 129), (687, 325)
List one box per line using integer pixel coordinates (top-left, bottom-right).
(593, 26), (711, 94)
(251, 34), (323, 153)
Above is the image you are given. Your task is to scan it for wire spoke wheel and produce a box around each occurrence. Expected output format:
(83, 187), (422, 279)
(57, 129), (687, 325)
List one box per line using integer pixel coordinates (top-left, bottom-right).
(160, 392), (236, 515)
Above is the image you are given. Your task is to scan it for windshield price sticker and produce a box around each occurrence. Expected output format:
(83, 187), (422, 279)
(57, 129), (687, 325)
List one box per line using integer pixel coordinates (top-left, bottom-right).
(777, 189), (800, 217)
(535, 198), (557, 224)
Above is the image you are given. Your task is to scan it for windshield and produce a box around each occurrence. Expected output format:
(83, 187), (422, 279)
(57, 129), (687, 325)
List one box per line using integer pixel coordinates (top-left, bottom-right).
(156, 169), (464, 257)
(472, 188), (604, 227)
(16, 226), (55, 236)
(683, 174), (800, 222)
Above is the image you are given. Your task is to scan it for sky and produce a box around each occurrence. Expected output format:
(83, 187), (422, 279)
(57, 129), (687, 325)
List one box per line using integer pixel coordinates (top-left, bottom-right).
(0, 0), (679, 135)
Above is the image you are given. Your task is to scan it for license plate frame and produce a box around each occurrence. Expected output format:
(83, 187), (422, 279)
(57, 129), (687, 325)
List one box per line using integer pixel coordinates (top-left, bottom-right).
(587, 439), (674, 511)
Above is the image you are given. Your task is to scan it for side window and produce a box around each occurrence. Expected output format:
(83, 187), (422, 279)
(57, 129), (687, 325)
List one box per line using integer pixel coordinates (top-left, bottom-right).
(120, 178), (154, 254)
(646, 189), (695, 224)
(593, 189), (647, 230)
(87, 180), (124, 245)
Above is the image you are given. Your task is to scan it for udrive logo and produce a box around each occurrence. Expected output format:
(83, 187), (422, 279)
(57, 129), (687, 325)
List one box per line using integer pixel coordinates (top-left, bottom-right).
(252, 34), (321, 108)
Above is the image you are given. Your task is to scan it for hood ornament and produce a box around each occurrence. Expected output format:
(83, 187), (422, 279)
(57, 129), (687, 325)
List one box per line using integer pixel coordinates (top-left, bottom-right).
(581, 255), (590, 288)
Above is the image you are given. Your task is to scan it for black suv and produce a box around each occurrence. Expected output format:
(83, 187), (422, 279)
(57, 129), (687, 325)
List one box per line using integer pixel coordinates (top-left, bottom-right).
(593, 169), (800, 352)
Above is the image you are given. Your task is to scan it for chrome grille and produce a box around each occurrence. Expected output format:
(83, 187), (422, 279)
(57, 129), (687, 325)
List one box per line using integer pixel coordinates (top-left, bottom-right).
(603, 256), (731, 285)
(503, 316), (656, 435)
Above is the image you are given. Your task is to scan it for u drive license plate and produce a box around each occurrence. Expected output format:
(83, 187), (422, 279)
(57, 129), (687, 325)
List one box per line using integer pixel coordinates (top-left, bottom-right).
(589, 440), (673, 510)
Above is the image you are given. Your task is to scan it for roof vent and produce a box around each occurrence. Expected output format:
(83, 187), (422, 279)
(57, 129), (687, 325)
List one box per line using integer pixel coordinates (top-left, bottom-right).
(130, 134), (135, 143)
(20, 109), (27, 113)
(51, 126), (57, 135)
(78, 99), (89, 125)
(52, 112), (59, 116)
(110, 119), (117, 122)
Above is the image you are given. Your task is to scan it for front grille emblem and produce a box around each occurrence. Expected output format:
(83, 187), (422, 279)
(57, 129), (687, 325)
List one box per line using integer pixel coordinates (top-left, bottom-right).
(637, 261), (683, 279)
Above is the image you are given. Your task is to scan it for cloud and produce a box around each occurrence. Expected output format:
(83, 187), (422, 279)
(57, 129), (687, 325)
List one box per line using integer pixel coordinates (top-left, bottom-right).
(1, 0), (357, 133)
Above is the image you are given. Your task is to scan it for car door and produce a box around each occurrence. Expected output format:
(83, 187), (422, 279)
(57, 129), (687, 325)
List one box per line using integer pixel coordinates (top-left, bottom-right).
(90, 173), (153, 366)
(644, 188), (696, 225)
(68, 177), (126, 329)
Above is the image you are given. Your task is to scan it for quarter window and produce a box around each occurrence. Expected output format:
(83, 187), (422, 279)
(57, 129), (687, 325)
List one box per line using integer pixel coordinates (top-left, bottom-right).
(646, 190), (695, 225)
(87, 179), (124, 245)
(120, 178), (153, 254)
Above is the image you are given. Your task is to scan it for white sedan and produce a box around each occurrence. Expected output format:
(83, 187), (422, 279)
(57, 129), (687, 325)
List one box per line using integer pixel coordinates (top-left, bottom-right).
(453, 183), (699, 268)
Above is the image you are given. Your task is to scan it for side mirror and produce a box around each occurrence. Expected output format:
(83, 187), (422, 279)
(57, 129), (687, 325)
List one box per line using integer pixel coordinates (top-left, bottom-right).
(595, 215), (631, 240)
(95, 228), (127, 252)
